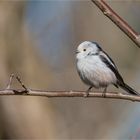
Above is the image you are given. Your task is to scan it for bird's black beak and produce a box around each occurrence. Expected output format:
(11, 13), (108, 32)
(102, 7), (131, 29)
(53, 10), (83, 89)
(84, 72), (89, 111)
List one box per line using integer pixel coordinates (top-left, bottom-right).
(76, 50), (79, 54)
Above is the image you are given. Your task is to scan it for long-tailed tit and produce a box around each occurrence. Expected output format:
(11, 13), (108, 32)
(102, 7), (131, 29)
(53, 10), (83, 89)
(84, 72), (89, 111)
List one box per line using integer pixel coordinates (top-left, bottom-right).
(76, 41), (139, 97)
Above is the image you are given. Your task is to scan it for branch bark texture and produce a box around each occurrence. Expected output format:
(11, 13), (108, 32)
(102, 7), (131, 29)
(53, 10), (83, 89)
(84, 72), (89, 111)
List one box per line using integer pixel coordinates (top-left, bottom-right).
(0, 75), (139, 102)
(0, 89), (140, 102)
(91, 0), (140, 48)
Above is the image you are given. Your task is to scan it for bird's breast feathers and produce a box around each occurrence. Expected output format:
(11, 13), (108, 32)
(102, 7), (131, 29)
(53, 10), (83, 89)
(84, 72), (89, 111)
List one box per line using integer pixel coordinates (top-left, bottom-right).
(77, 55), (116, 87)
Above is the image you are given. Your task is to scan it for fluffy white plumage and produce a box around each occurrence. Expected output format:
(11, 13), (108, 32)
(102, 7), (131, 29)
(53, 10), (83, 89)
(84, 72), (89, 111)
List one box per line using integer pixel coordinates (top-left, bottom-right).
(76, 41), (116, 88)
(76, 41), (139, 96)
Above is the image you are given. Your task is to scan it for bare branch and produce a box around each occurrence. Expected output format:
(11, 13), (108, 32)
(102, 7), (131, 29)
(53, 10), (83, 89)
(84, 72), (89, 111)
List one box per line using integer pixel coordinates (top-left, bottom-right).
(91, 0), (140, 48)
(1, 75), (139, 102)
(0, 89), (140, 102)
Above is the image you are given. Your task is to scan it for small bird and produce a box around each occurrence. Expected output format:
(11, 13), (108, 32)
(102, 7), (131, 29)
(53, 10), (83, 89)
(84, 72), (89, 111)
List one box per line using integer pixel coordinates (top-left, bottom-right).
(76, 41), (139, 97)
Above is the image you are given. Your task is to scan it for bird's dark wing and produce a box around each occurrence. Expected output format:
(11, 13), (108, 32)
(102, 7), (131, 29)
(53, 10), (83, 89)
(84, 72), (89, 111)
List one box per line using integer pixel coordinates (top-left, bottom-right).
(92, 42), (118, 70)
(99, 52), (124, 84)
(102, 50), (118, 70)
(99, 50), (139, 96)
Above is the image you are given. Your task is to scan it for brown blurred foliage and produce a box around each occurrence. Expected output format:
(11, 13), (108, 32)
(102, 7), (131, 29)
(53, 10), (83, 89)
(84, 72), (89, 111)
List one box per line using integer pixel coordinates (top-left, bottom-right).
(0, 1), (55, 138)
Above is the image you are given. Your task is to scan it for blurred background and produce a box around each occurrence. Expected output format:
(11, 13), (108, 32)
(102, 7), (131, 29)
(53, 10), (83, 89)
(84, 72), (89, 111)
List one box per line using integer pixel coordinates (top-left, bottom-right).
(0, 0), (140, 139)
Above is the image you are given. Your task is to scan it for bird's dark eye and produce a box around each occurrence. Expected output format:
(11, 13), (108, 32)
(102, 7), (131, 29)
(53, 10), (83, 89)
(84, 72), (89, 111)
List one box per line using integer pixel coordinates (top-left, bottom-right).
(83, 49), (86, 51)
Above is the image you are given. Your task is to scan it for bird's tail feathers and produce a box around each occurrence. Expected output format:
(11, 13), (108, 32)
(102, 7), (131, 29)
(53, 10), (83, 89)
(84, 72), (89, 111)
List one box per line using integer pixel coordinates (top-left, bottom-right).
(119, 82), (139, 96)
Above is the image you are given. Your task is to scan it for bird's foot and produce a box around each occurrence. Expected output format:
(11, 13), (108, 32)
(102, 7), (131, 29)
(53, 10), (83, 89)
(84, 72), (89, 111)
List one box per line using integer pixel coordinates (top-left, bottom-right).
(102, 92), (106, 98)
(102, 87), (107, 98)
(84, 86), (93, 97)
(84, 91), (89, 97)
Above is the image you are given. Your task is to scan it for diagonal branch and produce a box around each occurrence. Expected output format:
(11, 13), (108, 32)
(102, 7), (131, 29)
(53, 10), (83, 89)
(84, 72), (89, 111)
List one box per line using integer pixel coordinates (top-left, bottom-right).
(6, 74), (14, 89)
(16, 75), (28, 91)
(91, 0), (140, 48)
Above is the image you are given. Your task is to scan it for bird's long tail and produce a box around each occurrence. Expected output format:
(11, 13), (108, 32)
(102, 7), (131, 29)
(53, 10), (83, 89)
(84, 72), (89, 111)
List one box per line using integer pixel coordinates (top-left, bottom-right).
(119, 83), (139, 96)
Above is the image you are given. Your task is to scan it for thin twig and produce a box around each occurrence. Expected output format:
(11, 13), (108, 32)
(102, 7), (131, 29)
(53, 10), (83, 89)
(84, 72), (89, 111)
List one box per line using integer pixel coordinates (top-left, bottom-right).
(91, 0), (140, 48)
(6, 74), (14, 89)
(16, 76), (28, 91)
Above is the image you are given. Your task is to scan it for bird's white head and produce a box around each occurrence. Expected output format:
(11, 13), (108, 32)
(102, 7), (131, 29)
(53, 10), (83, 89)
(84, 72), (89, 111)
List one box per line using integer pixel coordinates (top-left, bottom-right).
(76, 41), (101, 60)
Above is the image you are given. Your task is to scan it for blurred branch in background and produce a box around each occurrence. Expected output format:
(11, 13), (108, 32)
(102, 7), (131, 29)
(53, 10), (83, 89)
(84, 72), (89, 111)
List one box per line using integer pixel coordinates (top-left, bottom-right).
(91, 0), (140, 48)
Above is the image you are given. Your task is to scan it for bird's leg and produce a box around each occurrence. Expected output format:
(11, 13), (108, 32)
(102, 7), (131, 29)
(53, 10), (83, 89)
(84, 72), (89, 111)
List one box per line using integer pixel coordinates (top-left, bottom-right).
(102, 86), (107, 97)
(85, 86), (93, 97)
